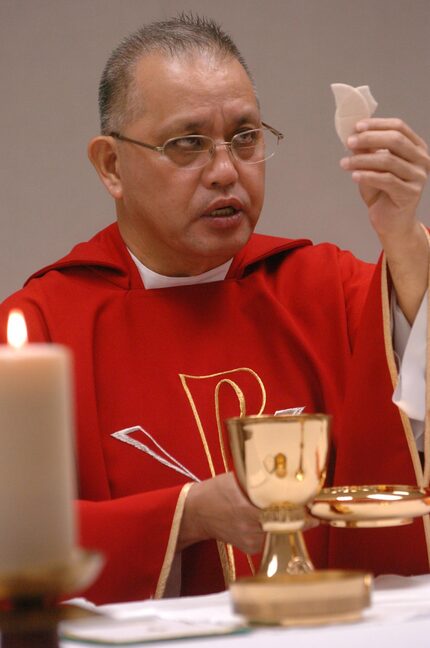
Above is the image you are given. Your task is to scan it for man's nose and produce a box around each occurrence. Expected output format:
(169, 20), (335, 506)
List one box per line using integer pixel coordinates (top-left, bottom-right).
(201, 144), (239, 187)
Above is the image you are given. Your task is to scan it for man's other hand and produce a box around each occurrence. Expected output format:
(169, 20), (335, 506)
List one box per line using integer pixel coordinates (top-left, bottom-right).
(177, 472), (264, 555)
(340, 118), (430, 323)
(340, 117), (430, 237)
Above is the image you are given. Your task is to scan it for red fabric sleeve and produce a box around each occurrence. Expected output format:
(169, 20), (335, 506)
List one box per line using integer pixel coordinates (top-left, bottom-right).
(77, 485), (184, 604)
(336, 247), (375, 351)
(329, 257), (429, 575)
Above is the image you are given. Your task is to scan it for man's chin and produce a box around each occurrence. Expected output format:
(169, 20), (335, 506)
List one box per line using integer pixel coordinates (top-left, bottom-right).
(203, 224), (254, 258)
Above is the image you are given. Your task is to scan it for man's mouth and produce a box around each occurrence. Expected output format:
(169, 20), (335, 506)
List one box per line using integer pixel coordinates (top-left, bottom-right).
(201, 198), (244, 227)
(208, 206), (239, 217)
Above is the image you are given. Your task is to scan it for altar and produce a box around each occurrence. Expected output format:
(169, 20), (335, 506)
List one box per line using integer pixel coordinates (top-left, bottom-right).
(60, 574), (430, 647)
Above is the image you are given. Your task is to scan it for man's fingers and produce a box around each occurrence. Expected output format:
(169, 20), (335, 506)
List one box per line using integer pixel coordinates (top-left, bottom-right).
(341, 150), (428, 184)
(348, 131), (430, 170)
(355, 117), (429, 152)
(352, 171), (422, 208)
(185, 472), (264, 554)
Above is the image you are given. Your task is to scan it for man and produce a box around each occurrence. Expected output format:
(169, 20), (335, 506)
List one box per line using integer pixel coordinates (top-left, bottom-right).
(1, 15), (429, 604)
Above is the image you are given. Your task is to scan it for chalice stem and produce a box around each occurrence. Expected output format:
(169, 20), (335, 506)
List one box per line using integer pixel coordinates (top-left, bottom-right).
(260, 531), (314, 577)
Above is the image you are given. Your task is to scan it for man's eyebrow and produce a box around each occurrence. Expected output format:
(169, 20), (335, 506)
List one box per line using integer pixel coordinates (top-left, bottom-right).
(234, 114), (260, 127)
(162, 118), (208, 135)
(163, 113), (261, 136)
(180, 120), (207, 132)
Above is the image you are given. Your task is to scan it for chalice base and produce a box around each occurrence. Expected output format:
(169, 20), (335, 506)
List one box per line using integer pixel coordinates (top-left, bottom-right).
(230, 570), (373, 626)
(260, 531), (313, 577)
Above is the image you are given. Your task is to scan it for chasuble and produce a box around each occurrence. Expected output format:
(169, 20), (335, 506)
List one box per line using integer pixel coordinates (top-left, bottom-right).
(0, 222), (427, 604)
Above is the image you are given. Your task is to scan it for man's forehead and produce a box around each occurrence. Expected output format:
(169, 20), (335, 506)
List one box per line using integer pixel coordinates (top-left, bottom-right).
(129, 51), (259, 133)
(133, 50), (256, 102)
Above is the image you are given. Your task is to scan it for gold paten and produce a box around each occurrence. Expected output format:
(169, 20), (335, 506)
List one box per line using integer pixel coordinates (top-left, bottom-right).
(311, 484), (430, 527)
(230, 571), (372, 626)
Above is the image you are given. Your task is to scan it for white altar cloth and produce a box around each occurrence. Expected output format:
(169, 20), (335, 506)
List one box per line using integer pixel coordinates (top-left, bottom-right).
(61, 574), (430, 647)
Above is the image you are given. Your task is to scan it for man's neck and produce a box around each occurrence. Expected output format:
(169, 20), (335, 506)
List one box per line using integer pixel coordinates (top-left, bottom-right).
(129, 251), (233, 289)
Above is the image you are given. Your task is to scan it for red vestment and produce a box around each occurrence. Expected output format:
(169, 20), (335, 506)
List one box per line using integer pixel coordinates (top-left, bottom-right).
(0, 223), (427, 603)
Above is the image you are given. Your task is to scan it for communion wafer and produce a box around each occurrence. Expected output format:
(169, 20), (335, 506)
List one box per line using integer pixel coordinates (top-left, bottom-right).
(331, 83), (378, 146)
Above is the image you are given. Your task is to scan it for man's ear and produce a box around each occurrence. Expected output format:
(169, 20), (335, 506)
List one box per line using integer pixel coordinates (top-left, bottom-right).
(88, 136), (123, 199)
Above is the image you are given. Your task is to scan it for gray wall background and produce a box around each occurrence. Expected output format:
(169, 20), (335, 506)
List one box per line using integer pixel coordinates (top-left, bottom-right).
(1, 0), (429, 300)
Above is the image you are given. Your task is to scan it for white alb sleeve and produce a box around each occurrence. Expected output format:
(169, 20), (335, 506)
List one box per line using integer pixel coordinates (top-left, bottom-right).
(392, 292), (427, 451)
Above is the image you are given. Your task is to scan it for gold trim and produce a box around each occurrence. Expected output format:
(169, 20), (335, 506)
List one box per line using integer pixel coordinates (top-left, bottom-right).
(215, 379), (246, 472)
(179, 368), (267, 478)
(155, 482), (193, 599)
(227, 544), (236, 582)
(179, 373), (214, 476)
(421, 225), (430, 484)
(218, 547), (233, 587)
(246, 554), (256, 576)
(421, 224), (430, 560)
(381, 255), (423, 483)
(215, 541), (236, 585)
(381, 251), (430, 569)
(423, 512), (430, 565)
(179, 368), (266, 585)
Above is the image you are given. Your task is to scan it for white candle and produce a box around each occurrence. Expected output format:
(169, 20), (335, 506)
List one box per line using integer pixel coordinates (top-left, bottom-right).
(0, 309), (77, 574)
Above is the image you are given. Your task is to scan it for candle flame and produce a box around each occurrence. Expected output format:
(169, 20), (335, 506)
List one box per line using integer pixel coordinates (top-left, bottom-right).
(7, 310), (28, 349)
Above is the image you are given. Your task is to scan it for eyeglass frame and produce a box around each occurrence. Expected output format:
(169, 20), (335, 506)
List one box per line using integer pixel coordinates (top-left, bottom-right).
(109, 122), (284, 168)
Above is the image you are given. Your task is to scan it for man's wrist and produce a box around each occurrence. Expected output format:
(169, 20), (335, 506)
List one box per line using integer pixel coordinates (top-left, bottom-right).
(383, 221), (429, 324)
(176, 481), (208, 553)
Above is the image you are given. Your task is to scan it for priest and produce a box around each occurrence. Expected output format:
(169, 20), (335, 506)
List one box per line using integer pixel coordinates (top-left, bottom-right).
(1, 14), (429, 603)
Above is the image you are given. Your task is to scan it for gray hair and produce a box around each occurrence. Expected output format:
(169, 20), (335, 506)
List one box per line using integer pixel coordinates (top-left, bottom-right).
(98, 13), (254, 134)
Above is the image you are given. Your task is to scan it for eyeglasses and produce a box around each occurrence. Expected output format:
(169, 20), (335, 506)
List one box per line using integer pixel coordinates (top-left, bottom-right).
(109, 122), (284, 170)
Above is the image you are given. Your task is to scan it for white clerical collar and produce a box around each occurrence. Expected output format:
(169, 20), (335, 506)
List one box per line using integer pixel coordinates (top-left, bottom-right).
(128, 250), (233, 289)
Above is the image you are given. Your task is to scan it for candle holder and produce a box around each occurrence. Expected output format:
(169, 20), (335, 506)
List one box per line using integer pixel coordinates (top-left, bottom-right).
(0, 549), (103, 647)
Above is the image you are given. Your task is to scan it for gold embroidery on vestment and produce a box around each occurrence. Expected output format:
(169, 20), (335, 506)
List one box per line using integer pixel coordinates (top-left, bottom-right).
(179, 368), (266, 477)
(381, 253), (430, 569)
(420, 226), (430, 564)
(179, 368), (266, 583)
(381, 256), (423, 484)
(155, 482), (193, 598)
(215, 379), (246, 473)
(421, 225), (430, 485)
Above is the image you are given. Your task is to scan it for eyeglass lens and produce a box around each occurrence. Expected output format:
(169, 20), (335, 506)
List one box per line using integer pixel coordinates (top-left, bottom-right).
(164, 129), (279, 168)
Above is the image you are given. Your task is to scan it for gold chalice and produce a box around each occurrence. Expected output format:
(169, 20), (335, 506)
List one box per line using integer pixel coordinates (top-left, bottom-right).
(227, 414), (372, 625)
(227, 414), (329, 577)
